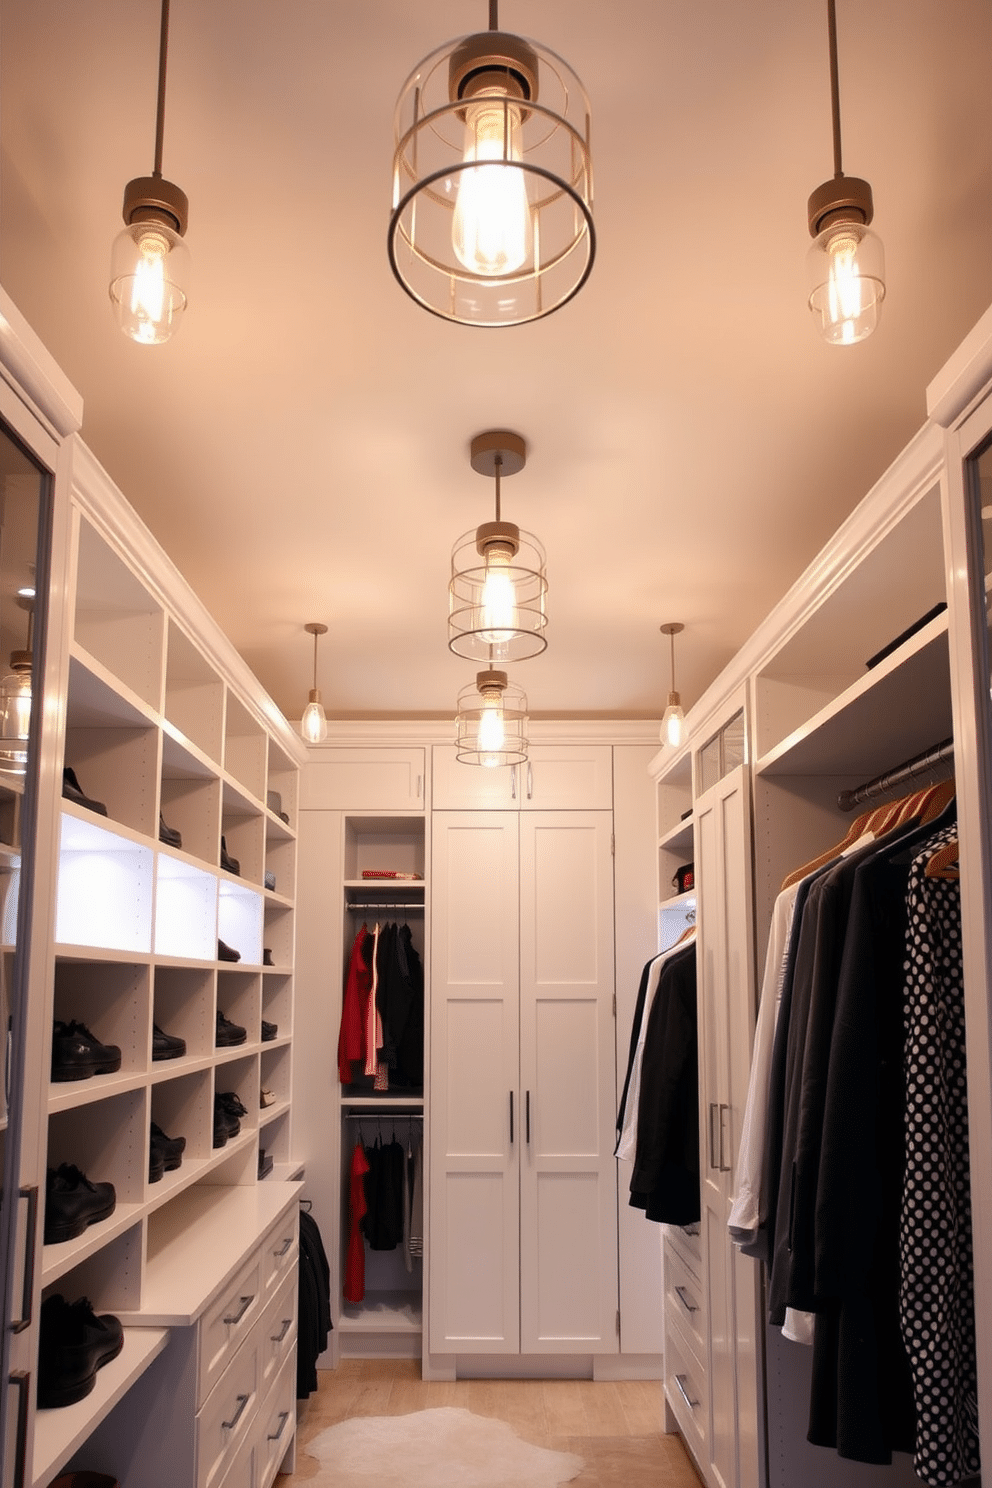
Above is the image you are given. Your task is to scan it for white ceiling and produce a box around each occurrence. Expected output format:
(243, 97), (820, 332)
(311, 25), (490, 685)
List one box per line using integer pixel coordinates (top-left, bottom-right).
(3, 1), (992, 726)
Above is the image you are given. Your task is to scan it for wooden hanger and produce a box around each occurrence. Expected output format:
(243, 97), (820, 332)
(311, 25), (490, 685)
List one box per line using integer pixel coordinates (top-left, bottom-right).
(780, 805), (875, 890)
(925, 833), (959, 881)
(780, 777), (956, 891)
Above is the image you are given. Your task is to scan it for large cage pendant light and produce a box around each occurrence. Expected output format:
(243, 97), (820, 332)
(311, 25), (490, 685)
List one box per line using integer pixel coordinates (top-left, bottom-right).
(387, 0), (595, 327)
(455, 668), (529, 768)
(449, 430), (547, 664)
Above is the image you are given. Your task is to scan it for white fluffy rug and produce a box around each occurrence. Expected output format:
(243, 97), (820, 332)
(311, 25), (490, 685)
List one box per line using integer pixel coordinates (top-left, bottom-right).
(304, 1406), (585, 1488)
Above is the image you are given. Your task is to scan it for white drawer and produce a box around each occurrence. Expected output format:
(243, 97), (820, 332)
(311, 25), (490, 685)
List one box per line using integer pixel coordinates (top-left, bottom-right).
(259, 1268), (298, 1390)
(664, 1219), (701, 1272)
(260, 1208), (298, 1297)
(198, 1246), (265, 1406)
(255, 1351), (297, 1488)
(218, 1417), (257, 1488)
(664, 1237), (705, 1360)
(197, 1327), (260, 1488)
(664, 1320), (707, 1466)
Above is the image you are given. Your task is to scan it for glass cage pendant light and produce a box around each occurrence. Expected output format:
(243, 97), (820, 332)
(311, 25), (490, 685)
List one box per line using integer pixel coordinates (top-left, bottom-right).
(449, 430), (548, 664)
(109, 0), (191, 345)
(455, 668), (529, 767)
(300, 622), (329, 744)
(387, 0), (595, 327)
(660, 622), (687, 749)
(0, 605), (34, 776)
(805, 0), (884, 346)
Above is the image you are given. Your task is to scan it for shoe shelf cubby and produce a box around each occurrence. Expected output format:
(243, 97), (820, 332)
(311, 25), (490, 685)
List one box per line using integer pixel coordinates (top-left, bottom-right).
(164, 619), (225, 762)
(224, 693), (268, 802)
(72, 517), (166, 715)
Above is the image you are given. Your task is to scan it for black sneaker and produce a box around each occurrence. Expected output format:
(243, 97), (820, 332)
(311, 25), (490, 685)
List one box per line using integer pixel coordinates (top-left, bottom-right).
(159, 813), (182, 849)
(148, 1143), (166, 1183)
(37, 1294), (124, 1409)
(260, 1018), (278, 1041)
(216, 1010), (246, 1047)
(220, 837), (240, 875)
(52, 1021), (122, 1082)
(212, 1102), (228, 1148)
(152, 1023), (186, 1060)
(44, 1165), (116, 1245)
(150, 1122), (186, 1172)
(217, 939), (241, 963)
(216, 1091), (247, 1139)
(61, 767), (108, 818)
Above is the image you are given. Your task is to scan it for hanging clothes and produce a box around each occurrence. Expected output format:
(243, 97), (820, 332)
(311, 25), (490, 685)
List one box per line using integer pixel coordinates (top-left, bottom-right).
(338, 921), (424, 1093)
(338, 924), (372, 1084)
(343, 1139), (370, 1303)
(361, 1133), (407, 1251)
(297, 1207), (332, 1398)
(616, 933), (694, 1162)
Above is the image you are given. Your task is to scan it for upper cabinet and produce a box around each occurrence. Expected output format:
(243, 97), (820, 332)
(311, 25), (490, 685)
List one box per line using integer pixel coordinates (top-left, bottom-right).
(300, 747), (425, 811)
(432, 742), (613, 810)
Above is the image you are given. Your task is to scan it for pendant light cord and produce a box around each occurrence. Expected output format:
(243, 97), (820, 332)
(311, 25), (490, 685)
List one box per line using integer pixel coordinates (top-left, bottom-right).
(312, 625), (319, 691)
(827, 0), (843, 179)
(153, 0), (171, 179)
(489, 0), (499, 30)
(493, 453), (503, 521)
(669, 628), (677, 692)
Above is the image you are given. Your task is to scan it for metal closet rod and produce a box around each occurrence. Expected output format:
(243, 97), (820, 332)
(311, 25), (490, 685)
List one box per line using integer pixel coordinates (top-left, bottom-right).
(343, 1111), (423, 1120)
(346, 902), (425, 912)
(837, 736), (954, 811)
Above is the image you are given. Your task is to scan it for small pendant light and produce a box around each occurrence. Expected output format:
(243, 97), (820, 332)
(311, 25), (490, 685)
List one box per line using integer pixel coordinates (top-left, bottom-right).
(455, 668), (529, 767)
(388, 0), (594, 327)
(660, 622), (687, 749)
(300, 622), (329, 744)
(805, 0), (884, 346)
(449, 430), (547, 663)
(0, 602), (34, 776)
(109, 0), (191, 345)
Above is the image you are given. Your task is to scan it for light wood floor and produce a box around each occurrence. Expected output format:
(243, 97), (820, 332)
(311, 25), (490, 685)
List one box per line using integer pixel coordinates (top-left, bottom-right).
(286, 1358), (704, 1488)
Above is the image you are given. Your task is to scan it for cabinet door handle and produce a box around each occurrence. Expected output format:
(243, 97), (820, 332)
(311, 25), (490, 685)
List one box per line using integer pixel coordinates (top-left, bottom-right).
(11, 1186), (38, 1334)
(222, 1392), (251, 1431)
(270, 1317), (293, 1344)
(7, 1369), (29, 1488)
(273, 1236), (293, 1257)
(525, 1089), (531, 1144)
(267, 1409), (291, 1443)
(674, 1372), (700, 1410)
(674, 1284), (698, 1315)
(224, 1294), (255, 1326)
(719, 1103), (731, 1172)
(526, 761), (533, 800)
(511, 766), (517, 801)
(509, 1090), (514, 1143)
(708, 1102), (720, 1171)
(416, 774), (422, 801)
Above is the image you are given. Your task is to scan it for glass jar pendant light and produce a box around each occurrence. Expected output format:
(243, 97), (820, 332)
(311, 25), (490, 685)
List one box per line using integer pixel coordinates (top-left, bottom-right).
(0, 603), (34, 776)
(660, 622), (687, 749)
(449, 430), (547, 664)
(300, 622), (329, 744)
(387, 0), (595, 327)
(455, 669), (529, 767)
(109, 0), (191, 345)
(805, 0), (884, 346)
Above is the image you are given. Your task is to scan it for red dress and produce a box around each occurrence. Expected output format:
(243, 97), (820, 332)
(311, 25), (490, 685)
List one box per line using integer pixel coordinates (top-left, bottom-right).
(343, 1139), (370, 1303)
(338, 925), (371, 1082)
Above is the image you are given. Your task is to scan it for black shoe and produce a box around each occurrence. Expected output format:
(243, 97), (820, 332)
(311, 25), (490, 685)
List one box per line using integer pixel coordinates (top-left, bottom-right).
(260, 1018), (278, 1041)
(212, 1102), (229, 1148)
(216, 1009), (246, 1047)
(216, 1091), (248, 1139)
(220, 837), (240, 876)
(148, 1143), (166, 1182)
(262, 948), (274, 967)
(159, 813), (182, 849)
(264, 869), (276, 891)
(44, 1165), (116, 1245)
(150, 1122), (186, 1171)
(37, 1294), (124, 1409)
(217, 939), (241, 963)
(61, 767), (108, 817)
(152, 1023), (186, 1060)
(52, 1021), (122, 1082)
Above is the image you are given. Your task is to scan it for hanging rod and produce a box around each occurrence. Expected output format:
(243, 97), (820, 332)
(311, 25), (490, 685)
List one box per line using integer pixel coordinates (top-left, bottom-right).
(343, 1111), (423, 1120)
(346, 902), (425, 912)
(837, 736), (954, 811)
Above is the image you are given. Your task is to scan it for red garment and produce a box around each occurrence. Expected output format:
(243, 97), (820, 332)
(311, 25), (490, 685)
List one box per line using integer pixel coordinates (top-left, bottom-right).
(338, 925), (371, 1083)
(343, 1139), (370, 1303)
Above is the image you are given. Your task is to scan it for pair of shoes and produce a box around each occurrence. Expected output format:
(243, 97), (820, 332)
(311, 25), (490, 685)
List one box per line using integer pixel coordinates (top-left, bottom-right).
(152, 1023), (185, 1060)
(264, 869), (276, 891)
(262, 948), (274, 967)
(214, 1091), (247, 1145)
(37, 1294), (124, 1409)
(260, 1018), (278, 1041)
(44, 1165), (116, 1245)
(220, 836), (240, 875)
(217, 938), (241, 963)
(61, 767), (108, 817)
(216, 1009), (246, 1047)
(52, 1021), (122, 1082)
(150, 1122), (185, 1174)
(260, 1087), (276, 1108)
(159, 813), (182, 848)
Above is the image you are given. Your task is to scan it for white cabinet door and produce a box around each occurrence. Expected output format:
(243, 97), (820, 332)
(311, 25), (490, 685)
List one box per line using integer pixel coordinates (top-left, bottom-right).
(429, 812), (521, 1353)
(518, 745), (613, 810)
(300, 748), (425, 809)
(694, 764), (759, 1488)
(518, 812), (618, 1353)
(431, 745), (515, 809)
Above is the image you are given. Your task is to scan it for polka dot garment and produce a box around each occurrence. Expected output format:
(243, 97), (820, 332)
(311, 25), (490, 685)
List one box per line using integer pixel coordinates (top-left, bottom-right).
(899, 828), (980, 1485)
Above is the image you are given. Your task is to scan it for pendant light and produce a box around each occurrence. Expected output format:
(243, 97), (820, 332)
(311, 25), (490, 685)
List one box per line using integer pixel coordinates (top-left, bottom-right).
(300, 622), (329, 744)
(109, 0), (191, 345)
(449, 430), (547, 663)
(387, 0), (594, 327)
(455, 668), (529, 767)
(660, 622), (687, 749)
(0, 603), (34, 776)
(805, 0), (884, 346)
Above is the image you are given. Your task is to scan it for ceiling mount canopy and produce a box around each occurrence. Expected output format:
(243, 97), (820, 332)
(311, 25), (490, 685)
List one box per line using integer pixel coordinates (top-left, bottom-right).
(108, 0), (191, 345)
(455, 668), (529, 768)
(449, 429), (548, 664)
(805, 0), (884, 346)
(387, 0), (595, 327)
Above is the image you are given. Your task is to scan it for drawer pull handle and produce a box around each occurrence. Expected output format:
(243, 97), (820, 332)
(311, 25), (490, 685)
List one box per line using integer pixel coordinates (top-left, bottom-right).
(674, 1284), (698, 1314)
(274, 1237), (293, 1257)
(271, 1317), (293, 1344)
(268, 1410), (291, 1443)
(222, 1393), (251, 1432)
(674, 1372), (700, 1411)
(224, 1294), (255, 1326)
